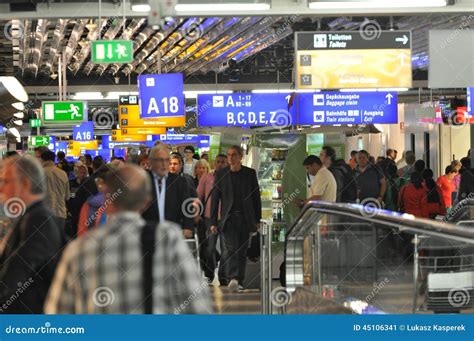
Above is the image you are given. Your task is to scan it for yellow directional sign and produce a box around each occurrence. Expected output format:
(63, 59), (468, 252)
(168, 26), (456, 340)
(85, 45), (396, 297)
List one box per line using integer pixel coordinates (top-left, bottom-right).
(112, 129), (148, 142)
(121, 127), (166, 135)
(119, 104), (185, 128)
(68, 140), (99, 150)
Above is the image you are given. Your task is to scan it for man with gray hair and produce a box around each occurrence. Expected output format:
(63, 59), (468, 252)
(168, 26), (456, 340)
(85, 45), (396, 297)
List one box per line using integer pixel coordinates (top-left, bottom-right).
(0, 155), (65, 313)
(45, 164), (211, 314)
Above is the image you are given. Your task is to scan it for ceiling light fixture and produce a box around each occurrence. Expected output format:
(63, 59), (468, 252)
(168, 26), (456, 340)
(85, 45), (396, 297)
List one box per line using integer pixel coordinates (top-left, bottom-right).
(175, 3), (270, 12)
(309, 0), (447, 9)
(72, 92), (103, 100)
(12, 102), (25, 111)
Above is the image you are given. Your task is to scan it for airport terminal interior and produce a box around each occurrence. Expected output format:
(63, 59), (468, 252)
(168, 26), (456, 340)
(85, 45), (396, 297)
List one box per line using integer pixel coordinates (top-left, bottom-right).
(0, 0), (473, 316)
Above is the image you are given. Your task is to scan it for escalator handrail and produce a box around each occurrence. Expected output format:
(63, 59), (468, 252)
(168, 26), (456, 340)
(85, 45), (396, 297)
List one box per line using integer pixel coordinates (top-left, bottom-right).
(286, 201), (474, 244)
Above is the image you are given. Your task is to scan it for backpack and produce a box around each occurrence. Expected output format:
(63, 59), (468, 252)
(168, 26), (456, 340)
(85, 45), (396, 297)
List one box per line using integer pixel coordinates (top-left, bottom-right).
(330, 160), (358, 203)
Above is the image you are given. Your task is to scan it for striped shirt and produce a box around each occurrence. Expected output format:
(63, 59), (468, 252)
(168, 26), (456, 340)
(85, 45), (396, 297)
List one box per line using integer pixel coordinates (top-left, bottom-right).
(44, 211), (211, 314)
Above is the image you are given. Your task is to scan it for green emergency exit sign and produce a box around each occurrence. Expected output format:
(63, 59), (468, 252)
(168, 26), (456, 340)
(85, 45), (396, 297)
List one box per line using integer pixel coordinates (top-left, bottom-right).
(30, 119), (41, 127)
(42, 101), (85, 125)
(91, 40), (133, 63)
(29, 136), (50, 147)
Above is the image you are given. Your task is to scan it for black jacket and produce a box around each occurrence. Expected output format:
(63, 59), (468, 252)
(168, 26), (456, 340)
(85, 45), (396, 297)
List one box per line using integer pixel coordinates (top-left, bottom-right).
(142, 171), (194, 229)
(0, 201), (65, 314)
(210, 166), (262, 232)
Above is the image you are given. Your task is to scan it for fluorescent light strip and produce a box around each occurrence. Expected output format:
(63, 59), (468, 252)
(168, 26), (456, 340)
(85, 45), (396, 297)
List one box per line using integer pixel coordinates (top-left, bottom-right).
(72, 92), (103, 100)
(339, 88), (409, 92)
(131, 4), (151, 12)
(105, 91), (139, 100)
(184, 90), (233, 99)
(175, 3), (270, 12)
(309, 0), (446, 9)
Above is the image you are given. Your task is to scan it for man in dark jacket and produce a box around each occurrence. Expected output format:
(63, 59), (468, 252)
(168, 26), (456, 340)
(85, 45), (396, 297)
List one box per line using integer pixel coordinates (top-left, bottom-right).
(142, 146), (194, 239)
(0, 155), (64, 313)
(210, 145), (262, 292)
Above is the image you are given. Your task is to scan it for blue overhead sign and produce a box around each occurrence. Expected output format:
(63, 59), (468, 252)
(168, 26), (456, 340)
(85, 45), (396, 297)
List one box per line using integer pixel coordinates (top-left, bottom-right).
(73, 121), (94, 141)
(159, 134), (201, 144)
(297, 91), (398, 125)
(55, 141), (68, 154)
(102, 135), (111, 149)
(138, 73), (184, 119)
(85, 149), (111, 162)
(197, 93), (296, 127)
(468, 87), (473, 116)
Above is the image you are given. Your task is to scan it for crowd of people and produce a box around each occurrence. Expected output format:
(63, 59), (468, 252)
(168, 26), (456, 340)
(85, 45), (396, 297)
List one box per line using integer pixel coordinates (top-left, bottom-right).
(297, 147), (473, 219)
(0, 143), (263, 314)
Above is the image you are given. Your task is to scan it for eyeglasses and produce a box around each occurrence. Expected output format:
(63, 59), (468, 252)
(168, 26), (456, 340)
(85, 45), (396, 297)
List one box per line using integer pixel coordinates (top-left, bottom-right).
(150, 157), (170, 163)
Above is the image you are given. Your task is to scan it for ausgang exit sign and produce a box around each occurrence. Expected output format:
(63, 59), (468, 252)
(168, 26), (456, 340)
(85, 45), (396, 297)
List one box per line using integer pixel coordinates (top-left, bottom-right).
(91, 40), (133, 63)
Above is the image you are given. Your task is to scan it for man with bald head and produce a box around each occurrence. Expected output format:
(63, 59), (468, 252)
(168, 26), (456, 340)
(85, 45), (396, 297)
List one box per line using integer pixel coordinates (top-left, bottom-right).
(45, 164), (210, 314)
(142, 146), (194, 238)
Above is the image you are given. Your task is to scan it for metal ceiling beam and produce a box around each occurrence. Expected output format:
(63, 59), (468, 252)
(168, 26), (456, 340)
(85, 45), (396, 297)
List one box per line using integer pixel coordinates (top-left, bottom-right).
(0, 0), (473, 20)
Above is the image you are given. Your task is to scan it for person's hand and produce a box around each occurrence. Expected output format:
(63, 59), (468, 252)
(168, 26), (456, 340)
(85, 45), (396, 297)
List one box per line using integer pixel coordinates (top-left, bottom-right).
(293, 197), (305, 208)
(183, 229), (194, 239)
(210, 225), (218, 234)
(377, 196), (384, 204)
(255, 222), (261, 231)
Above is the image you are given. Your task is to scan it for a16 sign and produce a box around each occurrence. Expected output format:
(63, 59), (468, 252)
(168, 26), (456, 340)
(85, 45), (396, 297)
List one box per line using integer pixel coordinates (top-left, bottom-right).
(73, 121), (94, 141)
(138, 73), (184, 119)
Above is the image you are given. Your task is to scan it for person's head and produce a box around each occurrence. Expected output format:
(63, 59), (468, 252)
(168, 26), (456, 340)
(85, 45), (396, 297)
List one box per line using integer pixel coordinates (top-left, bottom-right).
(110, 159), (125, 169)
(169, 152), (184, 174)
(0, 155), (46, 205)
(386, 149), (397, 161)
(386, 163), (398, 178)
(77, 164), (88, 180)
(40, 150), (56, 163)
(137, 154), (150, 170)
(103, 164), (151, 214)
(320, 146), (336, 166)
(227, 145), (243, 168)
(94, 165), (111, 193)
(357, 150), (369, 168)
(84, 154), (93, 165)
(445, 165), (458, 180)
(410, 171), (423, 189)
(92, 155), (105, 171)
(303, 155), (322, 176)
(34, 146), (48, 158)
(406, 152), (416, 166)
(57, 151), (66, 161)
(184, 145), (195, 161)
(194, 159), (210, 179)
(350, 150), (358, 160)
(460, 157), (471, 170)
(149, 146), (171, 177)
(214, 154), (228, 172)
(376, 156), (385, 164)
(414, 159), (426, 173)
(201, 153), (209, 161)
(5, 151), (18, 158)
(422, 168), (434, 181)
(451, 160), (462, 172)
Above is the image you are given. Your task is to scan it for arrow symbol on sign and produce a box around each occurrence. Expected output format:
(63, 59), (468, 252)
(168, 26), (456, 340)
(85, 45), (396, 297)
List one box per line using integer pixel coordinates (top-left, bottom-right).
(385, 93), (394, 105)
(395, 35), (409, 45)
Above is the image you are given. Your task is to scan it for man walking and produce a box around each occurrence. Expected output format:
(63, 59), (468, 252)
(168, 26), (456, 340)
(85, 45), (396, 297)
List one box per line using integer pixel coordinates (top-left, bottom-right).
(210, 146), (262, 292)
(45, 165), (210, 314)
